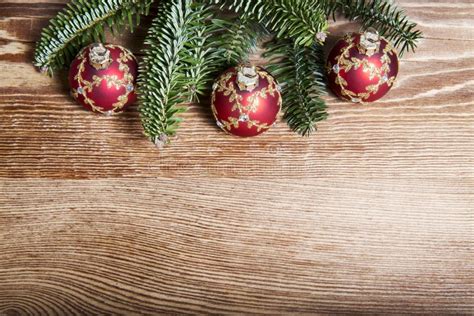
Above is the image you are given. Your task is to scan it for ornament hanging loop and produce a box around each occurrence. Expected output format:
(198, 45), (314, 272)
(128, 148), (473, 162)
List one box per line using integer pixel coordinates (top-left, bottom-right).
(358, 28), (381, 57)
(237, 64), (259, 92)
(89, 43), (112, 70)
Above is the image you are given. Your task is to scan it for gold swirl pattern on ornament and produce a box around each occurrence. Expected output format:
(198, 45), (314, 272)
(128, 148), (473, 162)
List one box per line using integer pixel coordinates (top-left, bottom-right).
(211, 67), (281, 134)
(328, 35), (398, 103)
(71, 45), (136, 114)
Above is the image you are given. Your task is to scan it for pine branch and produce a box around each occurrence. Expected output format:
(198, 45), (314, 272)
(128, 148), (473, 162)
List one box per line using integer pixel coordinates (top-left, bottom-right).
(34, 0), (153, 75)
(207, 0), (328, 46)
(331, 0), (422, 55)
(211, 17), (268, 67)
(265, 40), (328, 136)
(138, 0), (219, 147)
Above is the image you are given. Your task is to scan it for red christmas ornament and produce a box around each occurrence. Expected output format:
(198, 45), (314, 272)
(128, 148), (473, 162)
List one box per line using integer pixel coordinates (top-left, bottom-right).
(69, 43), (138, 114)
(326, 29), (399, 103)
(211, 65), (282, 137)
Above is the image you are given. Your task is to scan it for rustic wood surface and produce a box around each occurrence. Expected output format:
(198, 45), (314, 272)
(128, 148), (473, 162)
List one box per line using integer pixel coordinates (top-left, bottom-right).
(0, 0), (473, 314)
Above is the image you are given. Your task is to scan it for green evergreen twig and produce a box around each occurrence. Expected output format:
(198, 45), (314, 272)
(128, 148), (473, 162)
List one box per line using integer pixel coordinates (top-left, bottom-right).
(266, 40), (328, 136)
(211, 16), (268, 67)
(208, 0), (329, 46)
(34, 0), (153, 75)
(330, 0), (422, 55)
(138, 0), (218, 147)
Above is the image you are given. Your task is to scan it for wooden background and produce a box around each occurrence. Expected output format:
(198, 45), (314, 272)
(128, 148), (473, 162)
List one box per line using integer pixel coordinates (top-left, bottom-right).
(1, 0), (473, 314)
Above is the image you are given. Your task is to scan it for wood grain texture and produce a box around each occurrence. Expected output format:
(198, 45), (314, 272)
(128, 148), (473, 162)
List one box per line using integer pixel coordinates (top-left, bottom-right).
(0, 0), (473, 314)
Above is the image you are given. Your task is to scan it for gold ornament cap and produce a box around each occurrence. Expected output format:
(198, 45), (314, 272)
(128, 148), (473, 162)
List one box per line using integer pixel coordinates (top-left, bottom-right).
(237, 65), (259, 92)
(358, 29), (381, 57)
(89, 43), (112, 70)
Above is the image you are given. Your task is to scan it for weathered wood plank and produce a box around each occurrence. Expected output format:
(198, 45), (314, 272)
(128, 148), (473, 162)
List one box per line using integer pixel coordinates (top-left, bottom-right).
(0, 178), (472, 314)
(0, 0), (473, 314)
